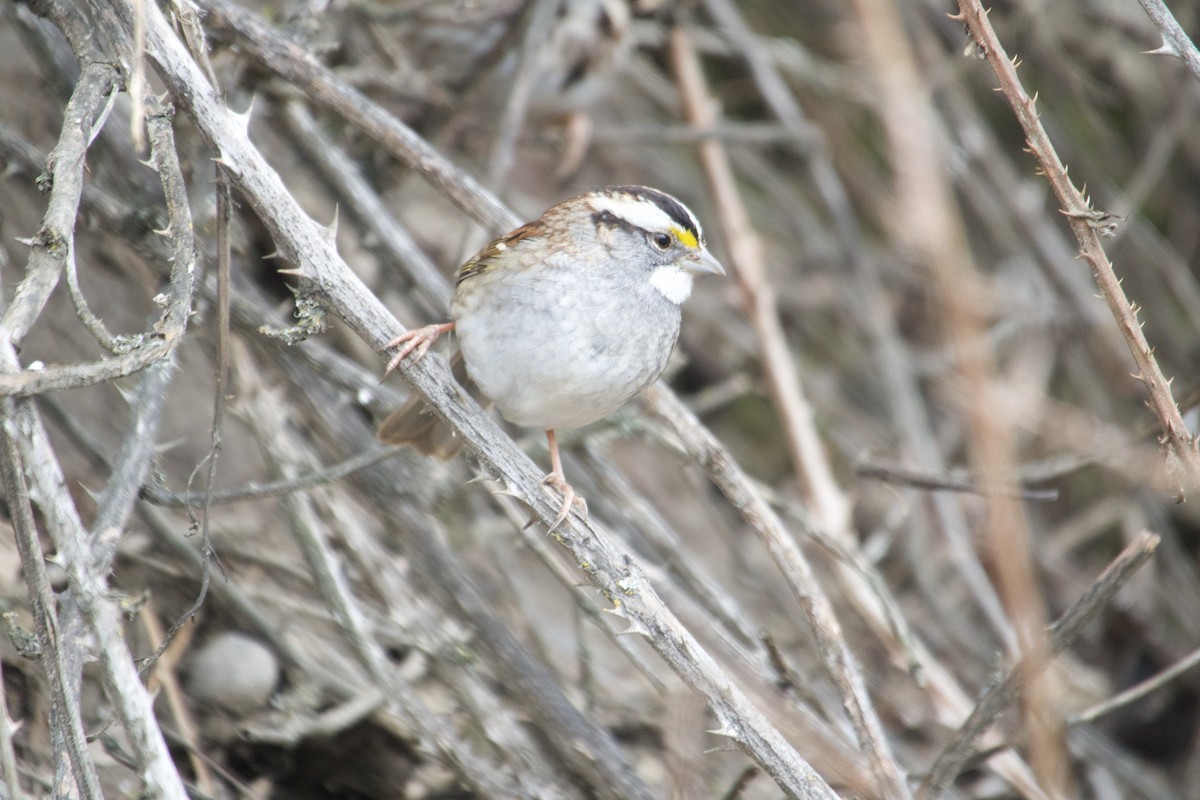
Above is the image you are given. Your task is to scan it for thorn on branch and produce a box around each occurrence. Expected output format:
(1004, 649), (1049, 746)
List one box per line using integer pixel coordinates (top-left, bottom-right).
(1143, 40), (1179, 58)
(324, 206), (339, 243)
(611, 616), (652, 637)
(211, 155), (239, 176)
(230, 96), (256, 135)
(706, 724), (740, 741)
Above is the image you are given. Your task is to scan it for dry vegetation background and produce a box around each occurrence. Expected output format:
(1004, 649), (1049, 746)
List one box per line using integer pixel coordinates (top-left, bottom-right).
(1, 0), (1200, 797)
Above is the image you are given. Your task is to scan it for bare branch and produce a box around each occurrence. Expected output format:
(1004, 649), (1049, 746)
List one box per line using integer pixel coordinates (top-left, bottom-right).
(957, 0), (1200, 488)
(90, 96), (197, 535)
(102, 0), (840, 793)
(921, 531), (1161, 799)
(0, 61), (119, 344)
(1071, 642), (1200, 727)
(1, 379), (189, 799)
(278, 100), (451, 314)
(193, 0), (518, 235)
(1136, 0), (1200, 83)
(0, 415), (102, 800)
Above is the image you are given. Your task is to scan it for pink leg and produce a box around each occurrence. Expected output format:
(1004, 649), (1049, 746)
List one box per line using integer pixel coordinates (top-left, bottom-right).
(542, 429), (587, 529)
(384, 321), (455, 374)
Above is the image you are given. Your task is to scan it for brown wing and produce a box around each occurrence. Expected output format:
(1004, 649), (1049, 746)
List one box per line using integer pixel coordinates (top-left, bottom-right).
(454, 221), (544, 287)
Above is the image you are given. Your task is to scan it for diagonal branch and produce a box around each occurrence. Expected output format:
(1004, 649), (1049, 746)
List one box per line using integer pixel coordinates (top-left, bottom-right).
(91, 96), (198, 539)
(93, 0), (840, 794)
(1136, 0), (1200, 84)
(921, 531), (1160, 799)
(668, 26), (909, 800)
(0, 60), (119, 344)
(0, 357), (189, 799)
(0, 415), (102, 800)
(193, 0), (518, 236)
(957, 0), (1200, 490)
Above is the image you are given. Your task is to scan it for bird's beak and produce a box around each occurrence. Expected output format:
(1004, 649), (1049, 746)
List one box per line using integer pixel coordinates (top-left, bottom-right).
(686, 247), (726, 277)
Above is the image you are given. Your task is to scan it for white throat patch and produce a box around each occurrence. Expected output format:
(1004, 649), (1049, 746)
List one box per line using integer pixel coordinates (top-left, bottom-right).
(650, 265), (694, 304)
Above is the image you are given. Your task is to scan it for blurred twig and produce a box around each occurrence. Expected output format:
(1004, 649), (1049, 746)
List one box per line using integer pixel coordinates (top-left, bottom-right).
(719, 0), (1012, 702)
(0, 658), (21, 800)
(670, 26), (908, 798)
(682, 8), (849, 537)
(854, 460), (1059, 502)
(141, 444), (406, 507)
(484, 0), (557, 188)
(854, 0), (1071, 794)
(1071, 642), (1200, 727)
(138, 606), (215, 796)
(920, 531), (1160, 799)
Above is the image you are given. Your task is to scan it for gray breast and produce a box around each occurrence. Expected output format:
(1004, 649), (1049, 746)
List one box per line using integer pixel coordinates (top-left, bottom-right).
(454, 269), (683, 431)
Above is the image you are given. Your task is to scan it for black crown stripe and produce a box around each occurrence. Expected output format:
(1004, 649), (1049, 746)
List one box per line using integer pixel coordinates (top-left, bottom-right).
(608, 185), (700, 241)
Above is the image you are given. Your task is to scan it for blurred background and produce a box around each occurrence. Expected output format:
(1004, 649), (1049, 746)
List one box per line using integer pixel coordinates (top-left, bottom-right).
(1, 0), (1199, 797)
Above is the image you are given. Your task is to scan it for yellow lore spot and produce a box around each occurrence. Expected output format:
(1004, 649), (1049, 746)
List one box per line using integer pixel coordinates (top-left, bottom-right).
(671, 225), (698, 250)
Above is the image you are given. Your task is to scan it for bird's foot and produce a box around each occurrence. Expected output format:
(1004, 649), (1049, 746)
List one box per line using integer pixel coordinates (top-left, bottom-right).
(384, 322), (454, 374)
(543, 470), (588, 531)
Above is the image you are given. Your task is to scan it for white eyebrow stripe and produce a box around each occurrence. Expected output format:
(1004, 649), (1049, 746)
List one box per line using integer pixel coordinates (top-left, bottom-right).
(589, 194), (679, 232)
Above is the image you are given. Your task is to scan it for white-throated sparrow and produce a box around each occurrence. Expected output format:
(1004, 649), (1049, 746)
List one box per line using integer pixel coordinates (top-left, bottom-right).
(381, 185), (724, 526)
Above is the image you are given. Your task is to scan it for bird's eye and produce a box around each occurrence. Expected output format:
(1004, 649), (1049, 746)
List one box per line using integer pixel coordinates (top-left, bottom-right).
(652, 232), (672, 250)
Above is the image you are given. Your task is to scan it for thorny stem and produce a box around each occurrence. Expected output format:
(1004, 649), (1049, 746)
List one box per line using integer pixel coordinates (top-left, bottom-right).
(956, 0), (1200, 490)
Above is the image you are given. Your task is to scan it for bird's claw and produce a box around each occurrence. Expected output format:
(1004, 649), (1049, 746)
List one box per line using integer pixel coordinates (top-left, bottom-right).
(543, 471), (587, 531)
(384, 322), (452, 374)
